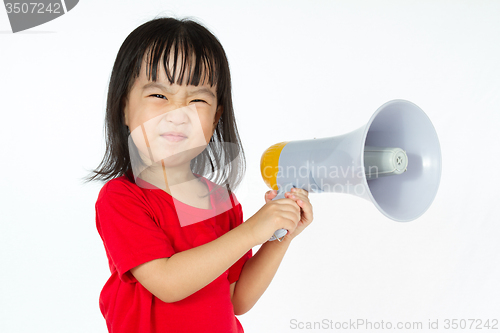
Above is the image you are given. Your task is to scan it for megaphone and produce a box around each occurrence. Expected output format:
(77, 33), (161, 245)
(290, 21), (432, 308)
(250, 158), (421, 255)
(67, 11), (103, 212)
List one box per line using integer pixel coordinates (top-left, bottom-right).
(260, 100), (441, 241)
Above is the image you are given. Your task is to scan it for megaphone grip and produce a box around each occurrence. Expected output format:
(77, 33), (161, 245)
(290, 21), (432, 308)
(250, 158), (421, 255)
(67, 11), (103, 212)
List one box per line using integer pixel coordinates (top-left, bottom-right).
(268, 187), (289, 242)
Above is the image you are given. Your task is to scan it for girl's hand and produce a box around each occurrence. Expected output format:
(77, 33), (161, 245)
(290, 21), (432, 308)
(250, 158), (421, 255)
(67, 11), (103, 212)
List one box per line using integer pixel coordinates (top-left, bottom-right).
(245, 191), (301, 246)
(265, 188), (313, 241)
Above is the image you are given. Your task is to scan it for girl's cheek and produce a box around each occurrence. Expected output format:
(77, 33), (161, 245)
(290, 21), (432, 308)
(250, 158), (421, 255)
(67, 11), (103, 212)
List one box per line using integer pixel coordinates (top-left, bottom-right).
(130, 130), (150, 160)
(187, 113), (210, 142)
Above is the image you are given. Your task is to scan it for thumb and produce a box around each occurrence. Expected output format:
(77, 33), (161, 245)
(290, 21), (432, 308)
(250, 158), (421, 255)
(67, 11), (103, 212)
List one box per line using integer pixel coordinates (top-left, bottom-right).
(265, 189), (277, 203)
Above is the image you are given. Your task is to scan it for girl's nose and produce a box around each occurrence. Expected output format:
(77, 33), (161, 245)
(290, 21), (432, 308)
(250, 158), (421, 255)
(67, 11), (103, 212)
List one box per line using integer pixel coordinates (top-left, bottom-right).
(164, 106), (189, 125)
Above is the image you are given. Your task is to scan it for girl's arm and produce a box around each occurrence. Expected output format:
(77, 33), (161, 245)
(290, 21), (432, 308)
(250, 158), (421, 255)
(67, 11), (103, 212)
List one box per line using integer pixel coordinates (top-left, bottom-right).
(230, 237), (291, 315)
(230, 188), (313, 315)
(130, 192), (302, 303)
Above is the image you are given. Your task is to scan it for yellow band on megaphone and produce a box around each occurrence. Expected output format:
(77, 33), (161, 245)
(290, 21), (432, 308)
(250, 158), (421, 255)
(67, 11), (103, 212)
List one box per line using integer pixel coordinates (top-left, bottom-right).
(260, 141), (290, 191)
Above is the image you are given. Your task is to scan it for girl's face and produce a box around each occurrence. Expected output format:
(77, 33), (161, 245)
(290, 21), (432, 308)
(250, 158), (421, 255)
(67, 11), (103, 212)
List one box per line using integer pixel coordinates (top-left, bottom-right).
(124, 54), (222, 169)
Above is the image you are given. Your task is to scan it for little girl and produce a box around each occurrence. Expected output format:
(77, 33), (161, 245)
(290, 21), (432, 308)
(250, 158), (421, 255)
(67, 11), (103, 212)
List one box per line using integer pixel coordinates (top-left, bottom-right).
(86, 17), (313, 333)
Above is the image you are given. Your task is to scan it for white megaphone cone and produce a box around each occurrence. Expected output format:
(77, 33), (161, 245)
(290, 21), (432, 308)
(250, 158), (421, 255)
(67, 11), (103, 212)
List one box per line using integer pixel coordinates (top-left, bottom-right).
(261, 100), (442, 241)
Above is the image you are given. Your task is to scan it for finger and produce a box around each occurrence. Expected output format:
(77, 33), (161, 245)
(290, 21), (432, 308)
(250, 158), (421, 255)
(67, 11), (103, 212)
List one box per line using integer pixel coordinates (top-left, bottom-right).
(282, 199), (302, 216)
(280, 212), (301, 229)
(285, 192), (312, 218)
(296, 198), (313, 223)
(291, 187), (309, 197)
(280, 209), (300, 222)
(275, 194), (301, 205)
(269, 208), (299, 233)
(265, 189), (278, 203)
(285, 191), (308, 205)
(272, 197), (301, 214)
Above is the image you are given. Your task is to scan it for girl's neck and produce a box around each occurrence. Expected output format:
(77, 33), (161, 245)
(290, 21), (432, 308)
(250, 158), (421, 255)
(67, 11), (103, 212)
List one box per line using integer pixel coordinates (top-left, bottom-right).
(137, 162), (199, 192)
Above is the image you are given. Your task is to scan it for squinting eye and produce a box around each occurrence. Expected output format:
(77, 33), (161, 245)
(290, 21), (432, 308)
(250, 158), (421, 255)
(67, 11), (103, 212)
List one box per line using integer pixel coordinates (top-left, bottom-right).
(150, 94), (167, 100)
(191, 99), (207, 104)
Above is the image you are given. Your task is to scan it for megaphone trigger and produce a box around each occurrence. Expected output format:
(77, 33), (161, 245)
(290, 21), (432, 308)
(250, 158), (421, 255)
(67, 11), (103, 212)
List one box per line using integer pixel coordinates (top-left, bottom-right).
(272, 229), (287, 242)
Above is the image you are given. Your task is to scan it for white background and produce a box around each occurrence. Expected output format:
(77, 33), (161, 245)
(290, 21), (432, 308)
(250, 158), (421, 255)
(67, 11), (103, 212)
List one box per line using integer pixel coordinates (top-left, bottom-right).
(1, 1), (499, 332)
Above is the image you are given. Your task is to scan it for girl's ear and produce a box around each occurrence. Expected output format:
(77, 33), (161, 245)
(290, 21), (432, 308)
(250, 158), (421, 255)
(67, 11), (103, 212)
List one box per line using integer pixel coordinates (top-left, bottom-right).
(213, 105), (224, 127)
(124, 105), (131, 128)
(123, 97), (130, 127)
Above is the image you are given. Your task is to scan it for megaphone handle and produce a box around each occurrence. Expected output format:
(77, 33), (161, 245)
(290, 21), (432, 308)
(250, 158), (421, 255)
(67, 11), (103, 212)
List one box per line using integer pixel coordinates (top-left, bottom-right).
(268, 186), (292, 242)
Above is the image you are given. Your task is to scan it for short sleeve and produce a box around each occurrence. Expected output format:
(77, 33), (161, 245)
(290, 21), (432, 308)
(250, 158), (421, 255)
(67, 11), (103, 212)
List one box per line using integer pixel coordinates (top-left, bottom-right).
(227, 202), (252, 284)
(95, 181), (176, 283)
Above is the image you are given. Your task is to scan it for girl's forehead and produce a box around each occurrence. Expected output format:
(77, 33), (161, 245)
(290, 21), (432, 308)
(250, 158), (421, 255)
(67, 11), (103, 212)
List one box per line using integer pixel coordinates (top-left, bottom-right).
(133, 55), (216, 93)
(138, 51), (214, 89)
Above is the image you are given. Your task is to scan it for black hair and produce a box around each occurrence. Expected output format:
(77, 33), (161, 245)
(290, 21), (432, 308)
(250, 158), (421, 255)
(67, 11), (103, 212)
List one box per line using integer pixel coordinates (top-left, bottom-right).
(82, 17), (246, 195)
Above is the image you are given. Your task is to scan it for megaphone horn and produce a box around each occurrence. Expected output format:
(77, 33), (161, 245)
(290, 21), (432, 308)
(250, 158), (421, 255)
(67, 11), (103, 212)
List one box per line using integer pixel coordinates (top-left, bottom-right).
(260, 99), (442, 241)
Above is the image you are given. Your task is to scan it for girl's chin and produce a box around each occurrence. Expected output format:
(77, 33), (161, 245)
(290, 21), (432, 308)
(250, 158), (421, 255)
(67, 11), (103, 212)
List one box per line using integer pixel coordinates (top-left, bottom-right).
(136, 144), (208, 165)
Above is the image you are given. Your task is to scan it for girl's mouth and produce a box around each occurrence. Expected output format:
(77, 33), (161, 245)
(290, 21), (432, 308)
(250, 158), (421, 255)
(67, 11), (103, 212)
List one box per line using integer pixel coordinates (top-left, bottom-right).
(161, 132), (187, 142)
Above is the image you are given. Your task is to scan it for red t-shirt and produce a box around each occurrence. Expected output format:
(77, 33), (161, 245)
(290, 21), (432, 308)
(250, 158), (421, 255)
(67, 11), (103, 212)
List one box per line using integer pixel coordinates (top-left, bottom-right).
(95, 173), (252, 333)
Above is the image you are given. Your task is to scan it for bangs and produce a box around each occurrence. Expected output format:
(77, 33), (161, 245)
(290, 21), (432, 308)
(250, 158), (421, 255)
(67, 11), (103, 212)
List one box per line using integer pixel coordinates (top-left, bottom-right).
(137, 24), (220, 88)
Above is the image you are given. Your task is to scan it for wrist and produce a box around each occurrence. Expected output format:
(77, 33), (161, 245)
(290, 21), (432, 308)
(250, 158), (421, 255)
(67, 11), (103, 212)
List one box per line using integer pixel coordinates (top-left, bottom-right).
(238, 217), (261, 248)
